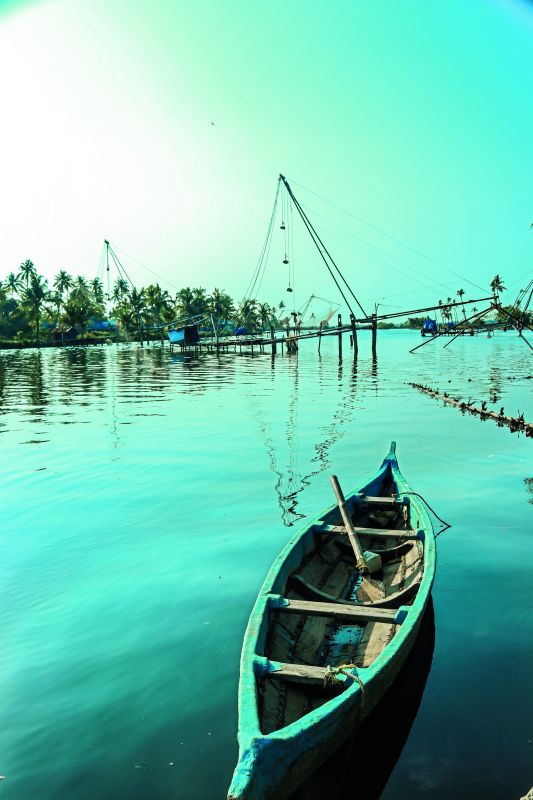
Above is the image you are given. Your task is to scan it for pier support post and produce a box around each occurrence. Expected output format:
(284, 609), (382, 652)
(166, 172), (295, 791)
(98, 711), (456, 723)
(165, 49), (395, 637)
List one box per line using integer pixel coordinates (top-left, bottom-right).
(337, 314), (343, 360)
(350, 314), (358, 359)
(318, 321), (323, 354)
(371, 314), (377, 357)
(270, 326), (276, 355)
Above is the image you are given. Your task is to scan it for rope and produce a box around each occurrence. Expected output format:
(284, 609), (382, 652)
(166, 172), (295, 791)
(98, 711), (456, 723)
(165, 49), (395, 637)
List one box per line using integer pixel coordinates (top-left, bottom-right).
(395, 491), (451, 536)
(323, 664), (364, 698)
(242, 178), (280, 303)
(286, 175), (486, 293)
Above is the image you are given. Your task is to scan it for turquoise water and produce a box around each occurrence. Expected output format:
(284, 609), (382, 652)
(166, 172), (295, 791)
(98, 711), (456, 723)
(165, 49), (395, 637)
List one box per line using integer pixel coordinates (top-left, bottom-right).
(0, 330), (531, 800)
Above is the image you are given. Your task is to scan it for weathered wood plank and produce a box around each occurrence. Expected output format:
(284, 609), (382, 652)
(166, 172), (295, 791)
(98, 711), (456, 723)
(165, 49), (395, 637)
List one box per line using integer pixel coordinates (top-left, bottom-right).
(277, 598), (398, 624)
(266, 662), (353, 685)
(323, 525), (418, 540)
(357, 496), (399, 504)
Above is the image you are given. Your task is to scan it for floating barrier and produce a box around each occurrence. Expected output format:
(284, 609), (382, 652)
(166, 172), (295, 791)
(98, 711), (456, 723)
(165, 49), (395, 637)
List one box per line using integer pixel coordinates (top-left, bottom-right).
(409, 383), (533, 437)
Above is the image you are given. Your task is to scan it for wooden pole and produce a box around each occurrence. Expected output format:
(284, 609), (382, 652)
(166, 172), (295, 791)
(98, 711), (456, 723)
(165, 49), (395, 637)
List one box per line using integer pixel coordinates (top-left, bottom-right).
(350, 314), (358, 359)
(270, 325), (276, 355)
(330, 476), (368, 573)
(371, 314), (377, 357)
(318, 321), (323, 354)
(337, 314), (342, 360)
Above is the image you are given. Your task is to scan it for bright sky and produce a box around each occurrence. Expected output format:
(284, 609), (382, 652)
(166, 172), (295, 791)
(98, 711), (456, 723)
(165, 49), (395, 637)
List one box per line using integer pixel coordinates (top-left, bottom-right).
(0, 0), (532, 316)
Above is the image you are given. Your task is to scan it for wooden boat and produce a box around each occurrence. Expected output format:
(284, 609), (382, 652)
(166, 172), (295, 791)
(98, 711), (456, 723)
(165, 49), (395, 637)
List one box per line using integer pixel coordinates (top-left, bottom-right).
(227, 442), (436, 800)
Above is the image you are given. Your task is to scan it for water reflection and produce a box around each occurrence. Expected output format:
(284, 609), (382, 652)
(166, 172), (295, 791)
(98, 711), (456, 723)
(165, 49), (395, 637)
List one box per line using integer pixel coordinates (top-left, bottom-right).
(253, 356), (360, 526)
(292, 600), (436, 800)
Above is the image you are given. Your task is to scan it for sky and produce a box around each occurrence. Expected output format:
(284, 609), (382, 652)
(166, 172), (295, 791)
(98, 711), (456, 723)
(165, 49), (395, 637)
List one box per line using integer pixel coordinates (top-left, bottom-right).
(0, 0), (532, 318)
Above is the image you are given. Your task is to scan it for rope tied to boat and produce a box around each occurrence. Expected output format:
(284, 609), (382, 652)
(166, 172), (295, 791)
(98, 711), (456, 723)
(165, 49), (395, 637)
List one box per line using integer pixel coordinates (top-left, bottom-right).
(323, 663), (365, 699)
(394, 491), (451, 537)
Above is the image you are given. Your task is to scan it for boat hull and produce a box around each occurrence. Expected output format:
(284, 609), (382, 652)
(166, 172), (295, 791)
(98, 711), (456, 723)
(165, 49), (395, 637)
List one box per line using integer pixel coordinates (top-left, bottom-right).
(228, 443), (436, 800)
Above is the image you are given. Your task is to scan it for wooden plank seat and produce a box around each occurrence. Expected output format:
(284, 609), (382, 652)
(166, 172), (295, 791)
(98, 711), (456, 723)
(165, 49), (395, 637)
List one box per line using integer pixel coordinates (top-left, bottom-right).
(275, 598), (400, 624)
(357, 496), (400, 504)
(322, 524), (418, 540)
(264, 662), (357, 686)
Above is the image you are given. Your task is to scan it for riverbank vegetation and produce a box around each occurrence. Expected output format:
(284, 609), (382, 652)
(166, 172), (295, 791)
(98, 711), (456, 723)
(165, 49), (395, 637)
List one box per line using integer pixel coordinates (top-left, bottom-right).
(0, 263), (525, 347)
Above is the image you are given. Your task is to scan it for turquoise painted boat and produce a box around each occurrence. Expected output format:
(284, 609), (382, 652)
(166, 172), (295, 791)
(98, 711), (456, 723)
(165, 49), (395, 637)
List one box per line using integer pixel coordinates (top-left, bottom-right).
(228, 442), (436, 800)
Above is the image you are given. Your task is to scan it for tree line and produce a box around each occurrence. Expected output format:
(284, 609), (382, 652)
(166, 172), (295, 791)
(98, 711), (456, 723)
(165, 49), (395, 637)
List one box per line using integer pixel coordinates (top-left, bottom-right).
(0, 265), (525, 345)
(0, 260), (293, 344)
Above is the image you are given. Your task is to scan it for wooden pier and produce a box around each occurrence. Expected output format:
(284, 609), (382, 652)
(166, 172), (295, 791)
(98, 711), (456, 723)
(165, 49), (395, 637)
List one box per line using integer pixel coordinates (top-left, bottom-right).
(167, 293), (526, 358)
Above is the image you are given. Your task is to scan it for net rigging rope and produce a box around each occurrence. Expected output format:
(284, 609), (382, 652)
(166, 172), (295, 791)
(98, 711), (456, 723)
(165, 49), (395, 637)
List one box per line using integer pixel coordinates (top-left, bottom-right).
(287, 175), (486, 293)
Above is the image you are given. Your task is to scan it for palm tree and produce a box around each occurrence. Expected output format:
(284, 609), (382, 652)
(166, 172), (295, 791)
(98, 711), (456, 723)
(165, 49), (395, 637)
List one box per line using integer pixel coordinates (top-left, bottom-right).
(237, 299), (259, 332)
(457, 288), (466, 321)
(5, 272), (21, 297)
(62, 294), (93, 332)
(144, 284), (172, 329)
(129, 287), (146, 335)
(90, 278), (105, 307)
(54, 270), (73, 300)
(112, 277), (130, 303)
(19, 259), (36, 287)
(490, 274), (506, 299)
(20, 274), (49, 344)
(208, 289), (235, 332)
(257, 302), (272, 331)
(191, 287), (208, 316)
(48, 290), (63, 322)
(176, 287), (195, 319)
(446, 296), (457, 324)
(69, 275), (89, 299)
(176, 287), (208, 320)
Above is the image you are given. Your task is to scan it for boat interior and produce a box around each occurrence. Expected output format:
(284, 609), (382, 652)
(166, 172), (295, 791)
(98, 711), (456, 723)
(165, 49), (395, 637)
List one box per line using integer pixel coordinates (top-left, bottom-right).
(258, 477), (425, 735)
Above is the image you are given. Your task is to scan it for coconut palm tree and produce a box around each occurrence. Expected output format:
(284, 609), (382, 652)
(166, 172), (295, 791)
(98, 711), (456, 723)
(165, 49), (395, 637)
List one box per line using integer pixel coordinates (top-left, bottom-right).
(62, 294), (93, 332)
(20, 274), (49, 344)
(490, 274), (506, 299)
(446, 296), (457, 324)
(19, 259), (37, 287)
(144, 284), (172, 329)
(176, 288), (195, 319)
(90, 278), (105, 307)
(208, 289), (235, 330)
(236, 299), (259, 332)
(70, 275), (89, 299)
(176, 287), (208, 320)
(48, 290), (63, 322)
(5, 272), (21, 297)
(129, 287), (146, 335)
(258, 302), (273, 331)
(112, 277), (130, 304)
(457, 288), (466, 321)
(191, 287), (208, 316)
(54, 270), (73, 301)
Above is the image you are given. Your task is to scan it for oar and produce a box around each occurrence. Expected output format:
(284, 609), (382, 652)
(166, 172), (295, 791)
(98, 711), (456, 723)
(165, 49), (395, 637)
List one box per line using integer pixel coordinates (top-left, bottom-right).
(330, 475), (368, 572)
(330, 475), (384, 602)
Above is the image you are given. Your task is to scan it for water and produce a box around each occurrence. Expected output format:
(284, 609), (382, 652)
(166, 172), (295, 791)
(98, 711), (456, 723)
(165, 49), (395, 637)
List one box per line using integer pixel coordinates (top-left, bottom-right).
(0, 330), (531, 800)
